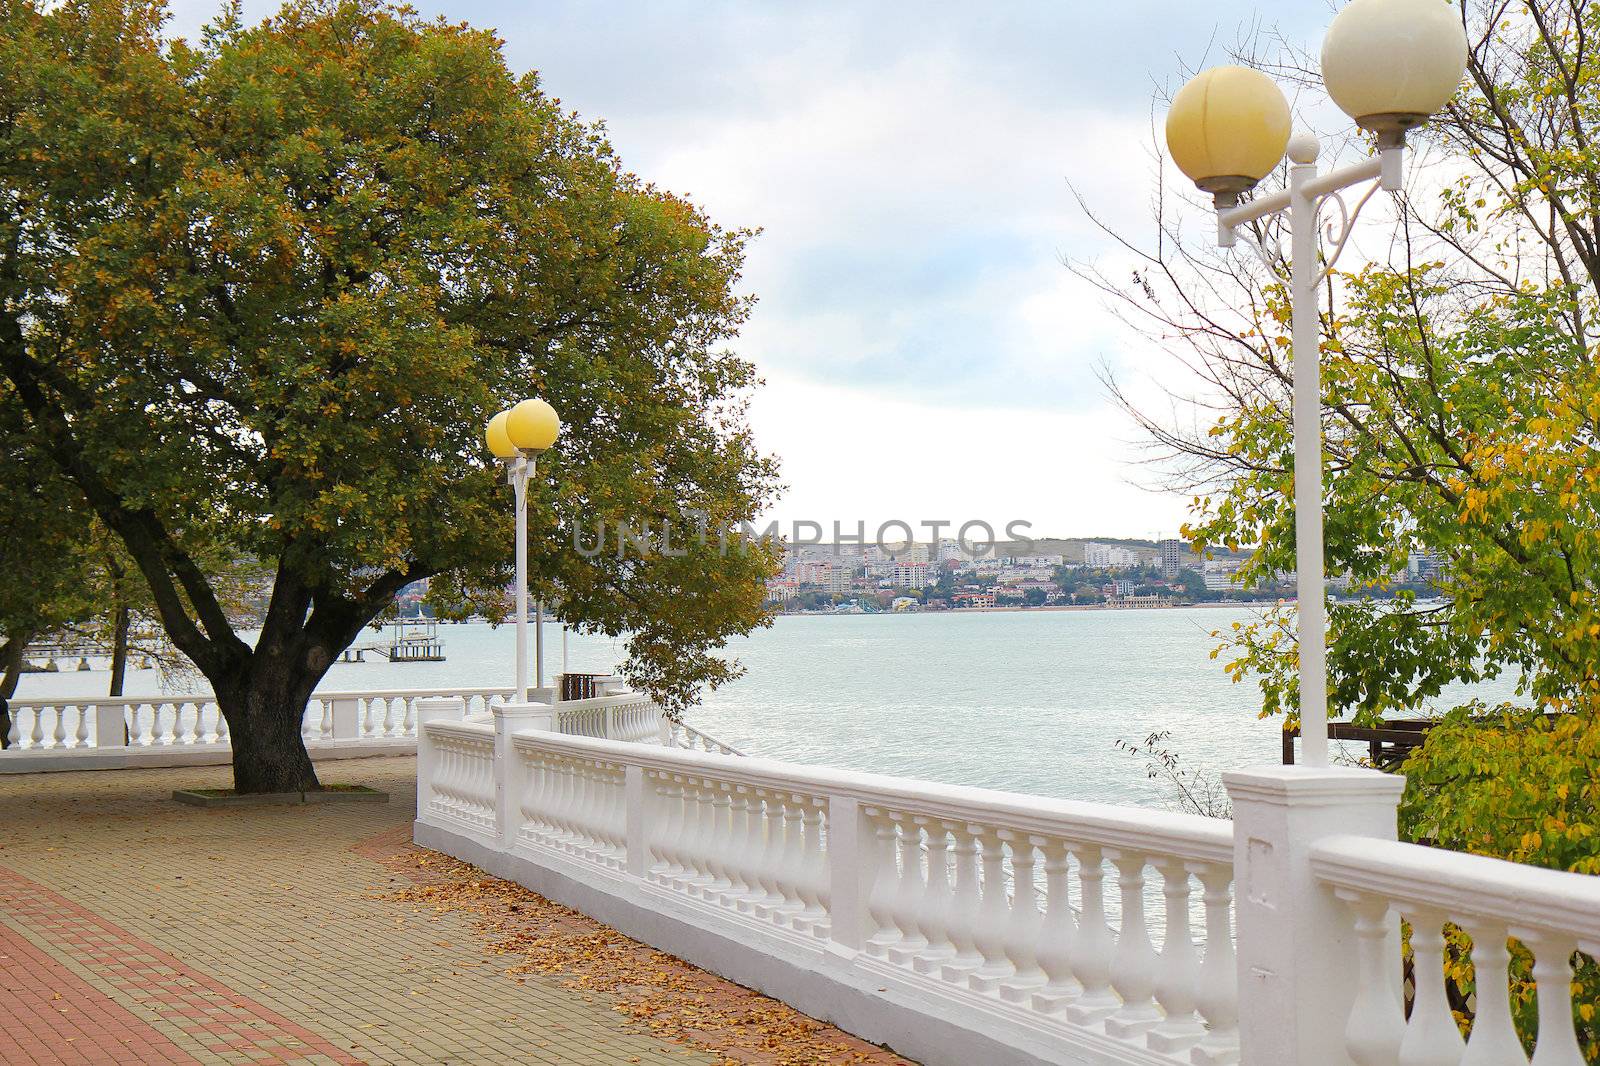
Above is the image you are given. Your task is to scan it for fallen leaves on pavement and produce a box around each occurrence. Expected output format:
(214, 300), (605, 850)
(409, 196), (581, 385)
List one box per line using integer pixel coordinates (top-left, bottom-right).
(374, 846), (912, 1066)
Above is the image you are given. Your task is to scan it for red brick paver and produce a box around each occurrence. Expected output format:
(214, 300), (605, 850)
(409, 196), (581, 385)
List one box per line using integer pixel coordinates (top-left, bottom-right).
(0, 918), (202, 1065)
(0, 865), (359, 1064)
(0, 757), (707, 1065)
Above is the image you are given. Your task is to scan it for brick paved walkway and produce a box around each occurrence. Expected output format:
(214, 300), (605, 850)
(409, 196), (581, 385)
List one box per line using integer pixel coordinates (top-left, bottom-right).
(0, 758), (722, 1065)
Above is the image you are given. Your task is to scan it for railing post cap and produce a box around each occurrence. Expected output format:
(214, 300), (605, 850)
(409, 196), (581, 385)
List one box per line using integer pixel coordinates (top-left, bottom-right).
(415, 696), (466, 721)
(494, 701), (555, 718)
(1222, 764), (1404, 806)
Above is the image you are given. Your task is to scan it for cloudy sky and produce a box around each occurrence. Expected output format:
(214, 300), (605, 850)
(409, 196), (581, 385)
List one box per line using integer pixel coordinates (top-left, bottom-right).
(169, 0), (1337, 540)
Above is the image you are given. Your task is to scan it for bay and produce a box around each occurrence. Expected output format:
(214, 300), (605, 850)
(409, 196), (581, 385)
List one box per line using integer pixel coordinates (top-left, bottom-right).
(15, 606), (1520, 809)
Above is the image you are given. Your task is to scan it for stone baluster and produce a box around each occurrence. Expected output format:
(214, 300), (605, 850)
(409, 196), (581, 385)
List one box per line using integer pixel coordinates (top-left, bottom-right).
(1146, 859), (1205, 1054)
(599, 763), (624, 864)
(563, 759), (587, 853)
(677, 778), (714, 893)
(648, 774), (683, 884)
(682, 780), (718, 896)
(863, 807), (903, 956)
(435, 744), (455, 815)
(674, 775), (708, 890)
(215, 706), (229, 745)
(721, 788), (758, 906)
(795, 797), (828, 935)
(402, 697), (417, 737)
(1525, 932), (1585, 1066)
(1455, 920), (1522, 1066)
(1333, 890), (1405, 1066)
(770, 794), (809, 926)
(1397, 910), (1465, 1066)
(153, 703), (172, 746)
(967, 828), (1016, 993)
(519, 751), (546, 843)
(1191, 864), (1240, 1065)
(6, 709), (20, 747)
(381, 697), (397, 737)
(743, 790), (786, 918)
(578, 760), (600, 850)
(1032, 837), (1078, 1013)
(998, 831), (1046, 1004)
(910, 818), (956, 974)
(1105, 849), (1163, 1037)
(886, 814), (929, 965)
(50, 706), (67, 748)
(701, 784), (737, 902)
(537, 754), (563, 846)
(73, 706), (90, 747)
(513, 751), (539, 844)
(1065, 843), (1120, 1023)
(545, 755), (572, 846)
(361, 697), (377, 737)
(936, 821), (984, 980)
(572, 760), (597, 855)
(610, 765), (630, 864)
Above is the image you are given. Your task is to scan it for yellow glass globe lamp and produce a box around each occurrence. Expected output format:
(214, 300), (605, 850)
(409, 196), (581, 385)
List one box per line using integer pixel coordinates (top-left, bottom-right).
(505, 397), (561, 453)
(1165, 66), (1292, 200)
(485, 411), (517, 460)
(1321, 0), (1468, 146)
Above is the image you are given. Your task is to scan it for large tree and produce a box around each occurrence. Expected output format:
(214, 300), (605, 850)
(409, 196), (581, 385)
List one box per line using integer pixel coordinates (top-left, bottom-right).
(0, 0), (780, 791)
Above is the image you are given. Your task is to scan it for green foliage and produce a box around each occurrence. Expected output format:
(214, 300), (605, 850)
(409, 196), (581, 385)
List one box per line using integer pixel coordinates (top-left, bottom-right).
(0, 0), (779, 783)
(1401, 709), (1600, 1055)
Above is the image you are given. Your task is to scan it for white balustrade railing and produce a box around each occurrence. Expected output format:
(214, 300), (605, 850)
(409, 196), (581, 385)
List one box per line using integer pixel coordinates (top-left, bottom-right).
(4, 684), (748, 776)
(300, 687), (524, 743)
(1312, 836), (1599, 1066)
(419, 719), (1237, 1065)
(554, 693), (665, 745)
(420, 719), (497, 834)
(2, 686), (523, 751)
(662, 717), (744, 756)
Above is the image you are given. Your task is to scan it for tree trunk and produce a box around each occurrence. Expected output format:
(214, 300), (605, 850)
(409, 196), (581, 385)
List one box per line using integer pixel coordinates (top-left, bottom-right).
(108, 603), (129, 697)
(0, 635), (28, 749)
(216, 661), (322, 794)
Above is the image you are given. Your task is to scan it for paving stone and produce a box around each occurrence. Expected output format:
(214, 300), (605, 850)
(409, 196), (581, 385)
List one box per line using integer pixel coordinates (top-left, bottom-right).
(0, 757), (716, 1065)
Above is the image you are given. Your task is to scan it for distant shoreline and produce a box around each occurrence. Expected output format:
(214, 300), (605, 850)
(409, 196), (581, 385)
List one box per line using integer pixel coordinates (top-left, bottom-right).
(779, 600), (1285, 617)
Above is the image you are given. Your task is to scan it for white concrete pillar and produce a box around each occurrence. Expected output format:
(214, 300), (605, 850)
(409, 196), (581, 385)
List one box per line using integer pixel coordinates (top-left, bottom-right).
(825, 794), (874, 954)
(491, 701), (554, 849)
(624, 764), (649, 878)
(329, 697), (360, 741)
(415, 697), (465, 822)
(93, 704), (128, 748)
(1222, 765), (1404, 1066)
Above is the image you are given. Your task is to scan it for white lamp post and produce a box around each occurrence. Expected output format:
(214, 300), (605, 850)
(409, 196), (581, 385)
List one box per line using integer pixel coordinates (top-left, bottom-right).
(486, 397), (562, 704)
(1166, 0), (1466, 766)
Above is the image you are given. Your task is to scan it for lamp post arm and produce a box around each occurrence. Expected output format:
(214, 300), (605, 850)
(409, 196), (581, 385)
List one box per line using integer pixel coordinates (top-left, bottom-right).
(1216, 151), (1392, 247)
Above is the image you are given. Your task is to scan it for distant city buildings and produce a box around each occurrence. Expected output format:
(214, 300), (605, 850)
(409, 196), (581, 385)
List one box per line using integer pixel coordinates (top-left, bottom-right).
(1083, 542), (1142, 568)
(770, 535), (1273, 612)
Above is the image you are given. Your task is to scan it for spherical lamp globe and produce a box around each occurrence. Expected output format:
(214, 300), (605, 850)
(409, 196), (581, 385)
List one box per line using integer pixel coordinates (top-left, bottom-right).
(1165, 66), (1292, 198)
(505, 397), (561, 453)
(485, 411), (517, 460)
(1321, 0), (1468, 143)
